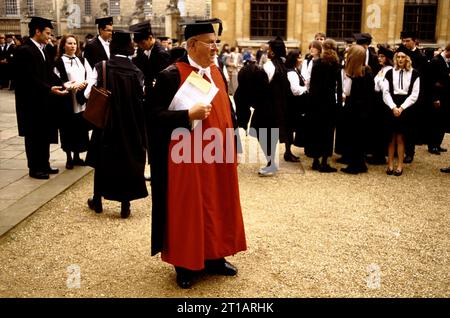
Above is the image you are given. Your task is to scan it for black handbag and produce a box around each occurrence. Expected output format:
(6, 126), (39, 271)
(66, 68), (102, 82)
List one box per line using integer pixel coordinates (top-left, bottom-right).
(83, 60), (111, 129)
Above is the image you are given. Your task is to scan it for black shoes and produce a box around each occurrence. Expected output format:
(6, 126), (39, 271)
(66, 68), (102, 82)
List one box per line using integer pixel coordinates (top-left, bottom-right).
(341, 165), (368, 174)
(440, 166), (450, 173)
(87, 197), (103, 213)
(386, 168), (394, 175)
(204, 258), (238, 276)
(404, 155), (414, 164)
(428, 148), (441, 155)
(72, 158), (86, 166)
(393, 169), (403, 176)
(284, 152), (300, 162)
(319, 164), (337, 173)
(175, 267), (194, 289)
(47, 167), (59, 174)
(29, 170), (49, 180)
(438, 147), (447, 152)
(120, 201), (131, 219)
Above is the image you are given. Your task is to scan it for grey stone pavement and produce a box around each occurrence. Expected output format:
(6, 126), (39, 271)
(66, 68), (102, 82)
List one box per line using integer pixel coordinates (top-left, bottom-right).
(0, 89), (92, 237)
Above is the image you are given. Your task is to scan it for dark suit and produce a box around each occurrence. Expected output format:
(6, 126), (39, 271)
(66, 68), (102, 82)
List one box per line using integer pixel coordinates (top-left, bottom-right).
(83, 36), (109, 68)
(132, 42), (170, 97)
(428, 54), (450, 147)
(14, 39), (58, 172)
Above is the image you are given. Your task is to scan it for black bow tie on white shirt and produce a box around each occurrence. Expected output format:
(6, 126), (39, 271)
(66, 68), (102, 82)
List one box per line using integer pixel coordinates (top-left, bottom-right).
(64, 55), (78, 67)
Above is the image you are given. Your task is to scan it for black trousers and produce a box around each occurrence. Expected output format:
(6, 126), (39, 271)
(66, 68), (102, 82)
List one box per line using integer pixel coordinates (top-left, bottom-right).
(24, 134), (50, 172)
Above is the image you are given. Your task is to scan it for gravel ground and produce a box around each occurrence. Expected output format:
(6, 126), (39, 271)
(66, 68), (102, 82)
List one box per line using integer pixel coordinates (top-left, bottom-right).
(0, 134), (449, 298)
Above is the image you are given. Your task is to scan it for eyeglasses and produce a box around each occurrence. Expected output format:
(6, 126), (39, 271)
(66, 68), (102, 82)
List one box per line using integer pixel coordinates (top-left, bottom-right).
(195, 39), (218, 49)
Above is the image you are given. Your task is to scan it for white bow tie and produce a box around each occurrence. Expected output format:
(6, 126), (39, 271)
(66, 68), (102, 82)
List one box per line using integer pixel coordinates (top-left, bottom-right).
(197, 67), (211, 79)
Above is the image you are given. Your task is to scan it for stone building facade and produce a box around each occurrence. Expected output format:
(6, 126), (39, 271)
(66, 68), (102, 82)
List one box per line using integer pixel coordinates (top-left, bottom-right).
(0, 0), (210, 39)
(213, 0), (450, 52)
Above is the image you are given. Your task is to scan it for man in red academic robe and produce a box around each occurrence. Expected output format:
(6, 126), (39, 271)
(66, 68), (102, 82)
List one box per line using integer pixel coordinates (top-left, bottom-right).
(146, 19), (246, 289)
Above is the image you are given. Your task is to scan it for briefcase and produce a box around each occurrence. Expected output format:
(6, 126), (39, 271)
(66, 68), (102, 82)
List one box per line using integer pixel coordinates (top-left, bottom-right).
(83, 60), (111, 129)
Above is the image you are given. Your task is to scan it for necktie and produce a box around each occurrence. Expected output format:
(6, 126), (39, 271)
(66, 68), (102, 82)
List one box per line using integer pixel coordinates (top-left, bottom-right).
(399, 70), (404, 90)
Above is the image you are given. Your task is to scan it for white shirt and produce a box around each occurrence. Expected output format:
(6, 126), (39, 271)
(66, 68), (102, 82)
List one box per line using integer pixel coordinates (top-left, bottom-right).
(287, 70), (307, 96)
(374, 65), (393, 92)
(300, 58), (314, 90)
(54, 55), (93, 113)
(263, 60), (275, 82)
(382, 68), (420, 110)
(187, 55), (214, 85)
(98, 36), (110, 59)
(30, 38), (46, 61)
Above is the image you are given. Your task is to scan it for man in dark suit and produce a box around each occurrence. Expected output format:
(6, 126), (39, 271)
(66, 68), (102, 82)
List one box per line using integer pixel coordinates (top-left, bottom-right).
(399, 31), (428, 163)
(14, 17), (69, 179)
(129, 21), (171, 181)
(83, 16), (113, 68)
(129, 21), (171, 97)
(0, 33), (9, 88)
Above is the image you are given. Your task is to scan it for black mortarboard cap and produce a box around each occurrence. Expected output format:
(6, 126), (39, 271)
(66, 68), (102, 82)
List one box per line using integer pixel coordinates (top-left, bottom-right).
(110, 30), (136, 55)
(183, 18), (223, 40)
(377, 45), (394, 60)
(95, 16), (113, 28)
(158, 36), (169, 41)
(28, 16), (54, 30)
(171, 38), (178, 44)
(344, 37), (354, 44)
(268, 35), (286, 58)
(129, 20), (153, 42)
(395, 44), (411, 56)
(353, 33), (372, 45)
(400, 31), (416, 39)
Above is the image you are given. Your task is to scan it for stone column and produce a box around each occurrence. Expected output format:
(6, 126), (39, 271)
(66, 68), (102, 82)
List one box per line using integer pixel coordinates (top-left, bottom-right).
(165, 2), (180, 38)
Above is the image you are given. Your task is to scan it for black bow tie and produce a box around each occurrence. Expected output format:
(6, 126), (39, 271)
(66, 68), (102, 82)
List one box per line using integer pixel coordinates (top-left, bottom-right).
(65, 55), (78, 67)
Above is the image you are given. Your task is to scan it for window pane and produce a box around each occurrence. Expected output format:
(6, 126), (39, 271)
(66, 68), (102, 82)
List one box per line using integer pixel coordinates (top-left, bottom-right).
(326, 0), (362, 40)
(251, 0), (287, 39)
(403, 0), (437, 42)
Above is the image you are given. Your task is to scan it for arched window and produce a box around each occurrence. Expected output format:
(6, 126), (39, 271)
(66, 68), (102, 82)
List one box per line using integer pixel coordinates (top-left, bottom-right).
(326, 0), (362, 40)
(250, 0), (287, 39)
(403, 0), (438, 42)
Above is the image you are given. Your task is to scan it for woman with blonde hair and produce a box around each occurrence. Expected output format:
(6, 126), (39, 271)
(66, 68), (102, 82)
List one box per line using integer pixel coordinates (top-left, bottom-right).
(382, 51), (420, 176)
(340, 45), (375, 174)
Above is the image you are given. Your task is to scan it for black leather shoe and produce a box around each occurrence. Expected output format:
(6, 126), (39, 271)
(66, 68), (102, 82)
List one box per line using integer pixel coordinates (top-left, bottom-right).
(319, 164), (337, 173)
(440, 166), (450, 173)
(404, 155), (414, 164)
(394, 169), (403, 176)
(312, 160), (321, 171)
(284, 152), (300, 162)
(386, 168), (394, 175)
(87, 198), (103, 213)
(438, 147), (447, 152)
(428, 148), (441, 155)
(120, 201), (131, 219)
(72, 158), (86, 166)
(205, 258), (238, 276)
(341, 166), (359, 174)
(29, 170), (49, 180)
(47, 167), (59, 174)
(175, 267), (194, 289)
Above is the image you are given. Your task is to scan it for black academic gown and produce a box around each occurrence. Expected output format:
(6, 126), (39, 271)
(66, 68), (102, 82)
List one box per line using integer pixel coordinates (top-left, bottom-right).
(306, 58), (343, 158)
(83, 36), (109, 68)
(147, 55), (238, 256)
(85, 56), (148, 202)
(14, 39), (59, 170)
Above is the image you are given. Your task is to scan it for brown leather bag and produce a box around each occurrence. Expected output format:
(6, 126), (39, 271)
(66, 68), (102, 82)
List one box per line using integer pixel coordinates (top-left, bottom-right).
(83, 60), (111, 129)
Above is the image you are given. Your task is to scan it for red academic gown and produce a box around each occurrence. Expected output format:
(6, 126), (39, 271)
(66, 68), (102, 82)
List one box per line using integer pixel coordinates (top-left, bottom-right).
(161, 62), (247, 270)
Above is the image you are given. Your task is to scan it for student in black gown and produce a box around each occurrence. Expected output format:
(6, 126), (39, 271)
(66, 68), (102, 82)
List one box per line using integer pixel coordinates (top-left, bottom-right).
(85, 30), (148, 218)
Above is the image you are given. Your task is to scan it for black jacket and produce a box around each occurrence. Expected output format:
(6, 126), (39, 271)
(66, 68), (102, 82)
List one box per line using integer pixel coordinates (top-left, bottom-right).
(83, 36), (109, 68)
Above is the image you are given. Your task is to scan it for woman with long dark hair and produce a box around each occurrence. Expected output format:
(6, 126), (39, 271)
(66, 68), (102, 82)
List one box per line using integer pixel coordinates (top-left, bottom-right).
(53, 34), (91, 169)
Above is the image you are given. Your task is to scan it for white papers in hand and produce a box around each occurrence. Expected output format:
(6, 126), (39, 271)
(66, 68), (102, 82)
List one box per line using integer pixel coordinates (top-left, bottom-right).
(168, 71), (219, 128)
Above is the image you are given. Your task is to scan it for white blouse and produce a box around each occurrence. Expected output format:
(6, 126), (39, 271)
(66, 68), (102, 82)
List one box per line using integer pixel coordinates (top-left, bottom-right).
(54, 55), (93, 113)
(374, 65), (393, 92)
(287, 70), (307, 96)
(382, 68), (420, 110)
